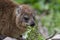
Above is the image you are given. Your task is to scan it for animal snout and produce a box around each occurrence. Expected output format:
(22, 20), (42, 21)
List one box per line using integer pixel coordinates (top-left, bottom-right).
(30, 21), (35, 27)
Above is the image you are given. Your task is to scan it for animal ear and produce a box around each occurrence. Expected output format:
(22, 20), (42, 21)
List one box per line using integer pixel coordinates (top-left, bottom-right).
(15, 6), (22, 16)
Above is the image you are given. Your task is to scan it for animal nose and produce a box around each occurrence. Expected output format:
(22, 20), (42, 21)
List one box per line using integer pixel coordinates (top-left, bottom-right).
(30, 22), (35, 27)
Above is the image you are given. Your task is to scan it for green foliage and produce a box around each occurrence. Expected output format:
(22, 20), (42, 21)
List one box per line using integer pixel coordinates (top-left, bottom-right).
(14, 0), (60, 40)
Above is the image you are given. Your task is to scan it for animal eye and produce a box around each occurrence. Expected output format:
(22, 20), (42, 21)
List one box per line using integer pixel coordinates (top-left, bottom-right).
(24, 16), (29, 20)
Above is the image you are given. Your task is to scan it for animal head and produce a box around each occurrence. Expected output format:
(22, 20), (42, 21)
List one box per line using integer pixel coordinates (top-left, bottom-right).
(15, 5), (36, 28)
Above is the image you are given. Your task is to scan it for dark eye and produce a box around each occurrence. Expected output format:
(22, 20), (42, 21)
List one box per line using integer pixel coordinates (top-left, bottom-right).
(24, 16), (29, 20)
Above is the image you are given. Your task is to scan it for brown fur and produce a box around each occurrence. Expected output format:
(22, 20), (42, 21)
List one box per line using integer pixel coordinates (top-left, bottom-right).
(0, 0), (35, 38)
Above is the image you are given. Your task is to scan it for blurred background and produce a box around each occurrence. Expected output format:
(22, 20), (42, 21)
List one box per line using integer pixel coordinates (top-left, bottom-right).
(14, 0), (60, 40)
